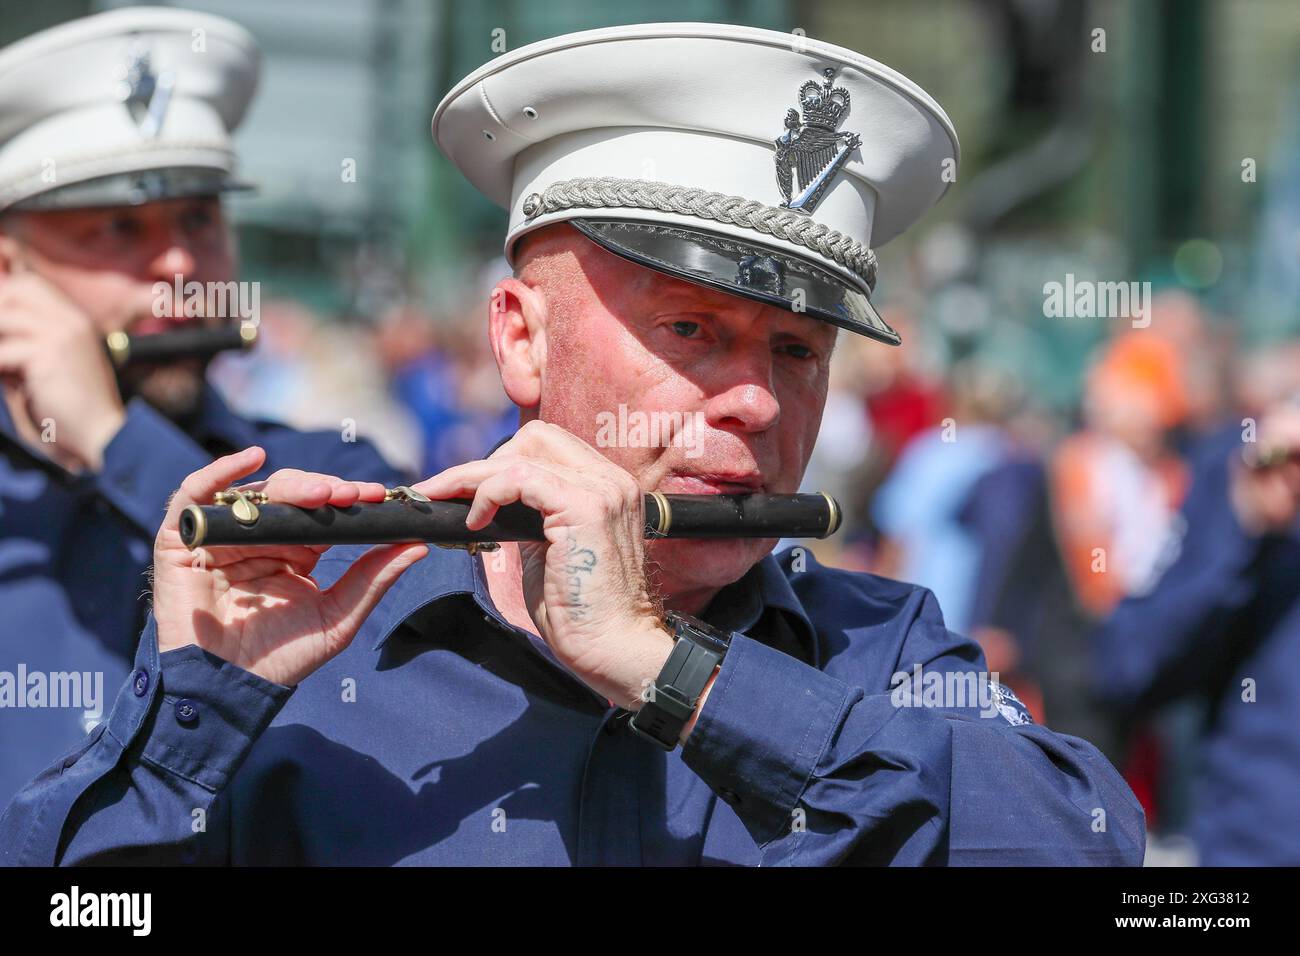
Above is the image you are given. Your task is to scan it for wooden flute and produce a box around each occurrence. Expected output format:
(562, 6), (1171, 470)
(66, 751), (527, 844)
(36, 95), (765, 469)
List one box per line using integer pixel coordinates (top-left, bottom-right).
(180, 488), (841, 551)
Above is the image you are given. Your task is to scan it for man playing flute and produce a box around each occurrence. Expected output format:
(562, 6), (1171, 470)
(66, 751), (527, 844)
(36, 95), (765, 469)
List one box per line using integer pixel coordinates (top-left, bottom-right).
(2, 23), (1144, 866)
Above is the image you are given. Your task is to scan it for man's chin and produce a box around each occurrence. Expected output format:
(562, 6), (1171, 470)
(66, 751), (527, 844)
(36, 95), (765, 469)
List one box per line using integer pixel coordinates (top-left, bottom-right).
(646, 537), (776, 603)
(119, 362), (207, 422)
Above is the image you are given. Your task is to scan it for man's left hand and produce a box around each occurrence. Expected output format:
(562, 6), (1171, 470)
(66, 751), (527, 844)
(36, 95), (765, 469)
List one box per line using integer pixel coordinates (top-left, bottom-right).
(414, 420), (676, 711)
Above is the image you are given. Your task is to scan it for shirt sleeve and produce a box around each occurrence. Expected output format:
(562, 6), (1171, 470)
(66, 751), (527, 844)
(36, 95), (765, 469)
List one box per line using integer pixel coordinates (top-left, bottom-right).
(94, 398), (213, 536)
(681, 591), (1147, 866)
(1092, 435), (1268, 712)
(0, 615), (292, 866)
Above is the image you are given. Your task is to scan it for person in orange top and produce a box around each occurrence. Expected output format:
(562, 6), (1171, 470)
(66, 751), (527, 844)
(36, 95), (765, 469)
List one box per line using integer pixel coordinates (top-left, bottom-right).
(1052, 333), (1191, 617)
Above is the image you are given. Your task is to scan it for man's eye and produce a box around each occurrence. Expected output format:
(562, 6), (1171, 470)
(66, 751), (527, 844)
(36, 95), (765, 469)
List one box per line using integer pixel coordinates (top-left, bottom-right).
(180, 207), (215, 233)
(670, 320), (702, 338)
(102, 216), (143, 239)
(778, 343), (816, 360)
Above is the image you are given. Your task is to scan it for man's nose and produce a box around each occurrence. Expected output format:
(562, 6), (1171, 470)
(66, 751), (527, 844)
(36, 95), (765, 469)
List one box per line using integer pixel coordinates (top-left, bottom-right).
(145, 238), (197, 283)
(702, 349), (781, 434)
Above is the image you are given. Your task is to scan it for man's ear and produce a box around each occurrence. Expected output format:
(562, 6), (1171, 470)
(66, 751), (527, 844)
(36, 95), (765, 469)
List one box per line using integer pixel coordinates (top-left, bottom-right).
(488, 276), (546, 409)
(0, 218), (23, 278)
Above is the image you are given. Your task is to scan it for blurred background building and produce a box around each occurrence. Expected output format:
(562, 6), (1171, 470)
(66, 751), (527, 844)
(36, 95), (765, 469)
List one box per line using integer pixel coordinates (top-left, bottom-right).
(5, 0), (1299, 865)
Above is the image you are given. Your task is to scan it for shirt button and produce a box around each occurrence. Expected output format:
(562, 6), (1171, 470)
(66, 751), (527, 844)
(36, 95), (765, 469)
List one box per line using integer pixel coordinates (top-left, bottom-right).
(174, 699), (199, 725)
(718, 788), (741, 807)
(132, 669), (150, 696)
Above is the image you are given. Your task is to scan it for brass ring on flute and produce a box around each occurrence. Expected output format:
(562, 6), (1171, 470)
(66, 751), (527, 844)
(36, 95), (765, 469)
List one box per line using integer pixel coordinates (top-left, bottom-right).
(239, 322), (258, 347)
(105, 331), (131, 368)
(818, 491), (841, 538)
(182, 504), (208, 547)
(647, 490), (671, 536)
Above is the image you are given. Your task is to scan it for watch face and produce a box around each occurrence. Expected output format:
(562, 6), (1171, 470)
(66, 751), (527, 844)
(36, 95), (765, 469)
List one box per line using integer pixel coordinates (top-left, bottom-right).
(667, 612), (732, 656)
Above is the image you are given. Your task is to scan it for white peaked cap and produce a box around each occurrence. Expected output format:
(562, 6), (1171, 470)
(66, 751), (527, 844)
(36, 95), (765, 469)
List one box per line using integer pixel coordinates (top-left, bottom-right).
(0, 5), (260, 212)
(432, 22), (959, 345)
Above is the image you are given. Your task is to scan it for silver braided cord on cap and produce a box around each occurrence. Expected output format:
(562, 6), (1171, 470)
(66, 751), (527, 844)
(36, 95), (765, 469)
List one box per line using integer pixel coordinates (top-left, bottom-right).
(521, 177), (878, 290)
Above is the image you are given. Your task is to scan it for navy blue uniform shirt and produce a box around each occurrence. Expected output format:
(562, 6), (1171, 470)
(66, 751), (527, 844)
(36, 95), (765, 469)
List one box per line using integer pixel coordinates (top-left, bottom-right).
(0, 384), (405, 808)
(1, 538), (1145, 866)
(1094, 426), (1300, 865)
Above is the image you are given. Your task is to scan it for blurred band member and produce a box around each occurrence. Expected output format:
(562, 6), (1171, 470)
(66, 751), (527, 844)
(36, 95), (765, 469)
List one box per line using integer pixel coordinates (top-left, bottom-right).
(0, 8), (404, 806)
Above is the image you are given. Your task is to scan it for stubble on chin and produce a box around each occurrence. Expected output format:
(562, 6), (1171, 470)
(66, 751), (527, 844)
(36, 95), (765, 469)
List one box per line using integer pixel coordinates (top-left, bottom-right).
(120, 362), (207, 422)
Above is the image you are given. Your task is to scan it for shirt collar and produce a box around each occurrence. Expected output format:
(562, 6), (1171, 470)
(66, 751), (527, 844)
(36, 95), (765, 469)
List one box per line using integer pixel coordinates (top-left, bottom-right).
(701, 551), (819, 666)
(189, 382), (264, 449)
(0, 384), (16, 440)
(0, 383), (81, 484)
(368, 544), (480, 651)
(1, 378), (253, 464)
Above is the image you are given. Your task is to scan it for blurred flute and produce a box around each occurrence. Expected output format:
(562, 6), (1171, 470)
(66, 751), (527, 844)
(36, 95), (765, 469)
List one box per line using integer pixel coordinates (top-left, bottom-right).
(180, 488), (841, 551)
(1243, 444), (1300, 469)
(106, 322), (258, 368)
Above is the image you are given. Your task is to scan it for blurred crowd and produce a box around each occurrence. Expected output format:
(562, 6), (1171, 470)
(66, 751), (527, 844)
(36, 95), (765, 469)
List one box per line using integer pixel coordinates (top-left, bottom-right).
(802, 286), (1300, 865)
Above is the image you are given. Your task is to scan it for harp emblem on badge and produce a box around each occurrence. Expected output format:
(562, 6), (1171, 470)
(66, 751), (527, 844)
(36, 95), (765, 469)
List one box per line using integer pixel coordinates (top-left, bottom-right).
(773, 69), (861, 213)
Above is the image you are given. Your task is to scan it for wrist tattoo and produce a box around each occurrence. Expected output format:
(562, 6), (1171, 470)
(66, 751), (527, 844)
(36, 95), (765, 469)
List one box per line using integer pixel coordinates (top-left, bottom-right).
(562, 533), (596, 620)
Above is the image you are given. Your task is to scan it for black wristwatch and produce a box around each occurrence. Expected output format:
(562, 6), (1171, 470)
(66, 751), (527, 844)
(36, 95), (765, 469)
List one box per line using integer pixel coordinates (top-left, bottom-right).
(628, 611), (731, 750)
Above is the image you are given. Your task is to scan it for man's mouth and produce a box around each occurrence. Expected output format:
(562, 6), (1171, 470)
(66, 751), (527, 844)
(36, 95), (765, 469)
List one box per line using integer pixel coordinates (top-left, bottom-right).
(126, 317), (201, 338)
(661, 471), (766, 495)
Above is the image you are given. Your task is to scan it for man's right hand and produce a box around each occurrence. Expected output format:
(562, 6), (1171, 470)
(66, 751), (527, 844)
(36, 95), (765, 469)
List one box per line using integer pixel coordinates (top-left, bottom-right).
(152, 446), (428, 686)
(0, 270), (126, 470)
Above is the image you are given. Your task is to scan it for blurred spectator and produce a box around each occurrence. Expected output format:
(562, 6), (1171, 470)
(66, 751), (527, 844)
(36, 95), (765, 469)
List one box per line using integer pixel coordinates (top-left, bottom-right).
(211, 299), (422, 477)
(1093, 376), (1300, 864)
(859, 308), (949, 472)
(376, 296), (516, 478)
(800, 333), (875, 524)
(872, 359), (1026, 637)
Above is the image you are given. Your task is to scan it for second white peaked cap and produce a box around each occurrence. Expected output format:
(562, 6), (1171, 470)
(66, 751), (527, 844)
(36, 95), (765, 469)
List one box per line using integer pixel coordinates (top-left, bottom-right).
(433, 22), (959, 345)
(0, 5), (260, 212)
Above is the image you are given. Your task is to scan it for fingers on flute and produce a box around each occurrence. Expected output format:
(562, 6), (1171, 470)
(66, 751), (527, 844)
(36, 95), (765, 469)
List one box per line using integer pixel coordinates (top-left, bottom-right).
(260, 470), (370, 508)
(195, 544), (327, 575)
(354, 481), (389, 503)
(465, 463), (568, 530)
(259, 469), (330, 507)
(169, 446), (266, 522)
(260, 471), (390, 508)
(410, 459), (498, 499)
(214, 558), (314, 586)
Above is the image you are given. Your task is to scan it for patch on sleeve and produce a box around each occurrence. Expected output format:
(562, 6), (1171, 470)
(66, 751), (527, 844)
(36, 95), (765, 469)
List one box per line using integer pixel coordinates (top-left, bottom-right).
(989, 681), (1034, 726)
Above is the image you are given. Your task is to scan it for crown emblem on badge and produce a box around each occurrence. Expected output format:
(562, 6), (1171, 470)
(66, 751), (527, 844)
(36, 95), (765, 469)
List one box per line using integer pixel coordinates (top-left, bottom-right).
(774, 68), (862, 213)
(798, 75), (851, 129)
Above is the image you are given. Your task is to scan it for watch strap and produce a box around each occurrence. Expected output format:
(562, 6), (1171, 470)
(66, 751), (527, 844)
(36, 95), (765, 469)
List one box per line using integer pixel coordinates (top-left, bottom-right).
(629, 612), (729, 750)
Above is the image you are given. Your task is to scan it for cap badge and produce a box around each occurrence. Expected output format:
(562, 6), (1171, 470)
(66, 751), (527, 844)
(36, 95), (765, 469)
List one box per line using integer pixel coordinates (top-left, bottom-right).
(117, 44), (175, 139)
(773, 68), (861, 214)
